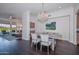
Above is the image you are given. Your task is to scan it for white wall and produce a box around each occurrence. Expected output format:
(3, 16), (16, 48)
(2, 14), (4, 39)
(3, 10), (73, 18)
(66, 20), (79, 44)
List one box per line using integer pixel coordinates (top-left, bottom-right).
(44, 16), (70, 41)
(35, 7), (77, 45)
(35, 21), (45, 33)
(50, 7), (77, 45)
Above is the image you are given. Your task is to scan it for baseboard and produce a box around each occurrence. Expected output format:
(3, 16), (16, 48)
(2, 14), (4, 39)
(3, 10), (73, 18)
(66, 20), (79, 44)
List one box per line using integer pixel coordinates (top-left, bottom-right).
(69, 41), (77, 45)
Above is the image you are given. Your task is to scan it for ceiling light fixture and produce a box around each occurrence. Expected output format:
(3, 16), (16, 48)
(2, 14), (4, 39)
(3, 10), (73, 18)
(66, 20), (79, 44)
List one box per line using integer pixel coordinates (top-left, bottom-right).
(37, 3), (48, 22)
(58, 6), (62, 8)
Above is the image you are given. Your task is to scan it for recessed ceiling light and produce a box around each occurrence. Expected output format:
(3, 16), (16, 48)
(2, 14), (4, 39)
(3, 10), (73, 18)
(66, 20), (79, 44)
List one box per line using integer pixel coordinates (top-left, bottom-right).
(58, 6), (62, 8)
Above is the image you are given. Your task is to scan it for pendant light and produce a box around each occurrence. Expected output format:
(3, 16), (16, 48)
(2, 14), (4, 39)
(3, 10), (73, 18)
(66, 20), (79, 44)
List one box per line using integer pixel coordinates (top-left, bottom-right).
(38, 3), (48, 22)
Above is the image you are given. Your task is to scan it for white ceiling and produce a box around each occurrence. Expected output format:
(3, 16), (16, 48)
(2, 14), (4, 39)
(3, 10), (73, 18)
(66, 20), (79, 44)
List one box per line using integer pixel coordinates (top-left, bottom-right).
(0, 3), (78, 18)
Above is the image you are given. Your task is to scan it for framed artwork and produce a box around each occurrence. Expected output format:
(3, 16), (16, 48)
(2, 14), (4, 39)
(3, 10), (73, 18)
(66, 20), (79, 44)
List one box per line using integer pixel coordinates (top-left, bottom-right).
(46, 22), (56, 30)
(30, 22), (35, 28)
(30, 22), (35, 33)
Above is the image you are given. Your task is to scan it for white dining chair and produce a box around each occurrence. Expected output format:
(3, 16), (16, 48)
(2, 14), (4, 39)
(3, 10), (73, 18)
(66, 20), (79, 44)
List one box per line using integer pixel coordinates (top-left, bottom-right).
(49, 33), (56, 51)
(40, 34), (52, 54)
(31, 33), (40, 52)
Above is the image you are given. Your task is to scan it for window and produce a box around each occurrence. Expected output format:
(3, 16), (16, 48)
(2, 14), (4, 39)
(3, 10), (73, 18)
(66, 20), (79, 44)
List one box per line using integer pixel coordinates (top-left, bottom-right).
(0, 24), (16, 28)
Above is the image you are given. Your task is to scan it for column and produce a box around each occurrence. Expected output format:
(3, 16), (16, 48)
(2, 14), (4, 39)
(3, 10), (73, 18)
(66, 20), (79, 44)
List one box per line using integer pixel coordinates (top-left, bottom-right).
(22, 11), (30, 40)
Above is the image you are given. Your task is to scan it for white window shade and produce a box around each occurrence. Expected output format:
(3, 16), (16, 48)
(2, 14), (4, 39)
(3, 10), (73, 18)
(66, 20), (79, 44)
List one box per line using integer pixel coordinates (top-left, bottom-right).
(12, 25), (16, 28)
(0, 23), (16, 28)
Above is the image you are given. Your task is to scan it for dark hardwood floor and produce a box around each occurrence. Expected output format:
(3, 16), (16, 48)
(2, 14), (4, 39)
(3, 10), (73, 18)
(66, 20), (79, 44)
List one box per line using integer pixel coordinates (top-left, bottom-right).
(0, 35), (79, 55)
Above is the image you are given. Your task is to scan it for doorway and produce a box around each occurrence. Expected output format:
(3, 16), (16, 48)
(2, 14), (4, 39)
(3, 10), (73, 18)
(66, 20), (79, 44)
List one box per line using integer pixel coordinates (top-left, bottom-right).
(77, 12), (79, 45)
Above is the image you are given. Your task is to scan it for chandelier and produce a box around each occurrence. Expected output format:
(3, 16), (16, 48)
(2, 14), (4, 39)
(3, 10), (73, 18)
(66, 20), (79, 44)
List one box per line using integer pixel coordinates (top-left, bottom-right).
(38, 3), (48, 22)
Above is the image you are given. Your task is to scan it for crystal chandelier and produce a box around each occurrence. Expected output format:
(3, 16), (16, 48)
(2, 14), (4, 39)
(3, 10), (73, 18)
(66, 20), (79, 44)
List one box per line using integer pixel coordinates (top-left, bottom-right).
(38, 3), (48, 22)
